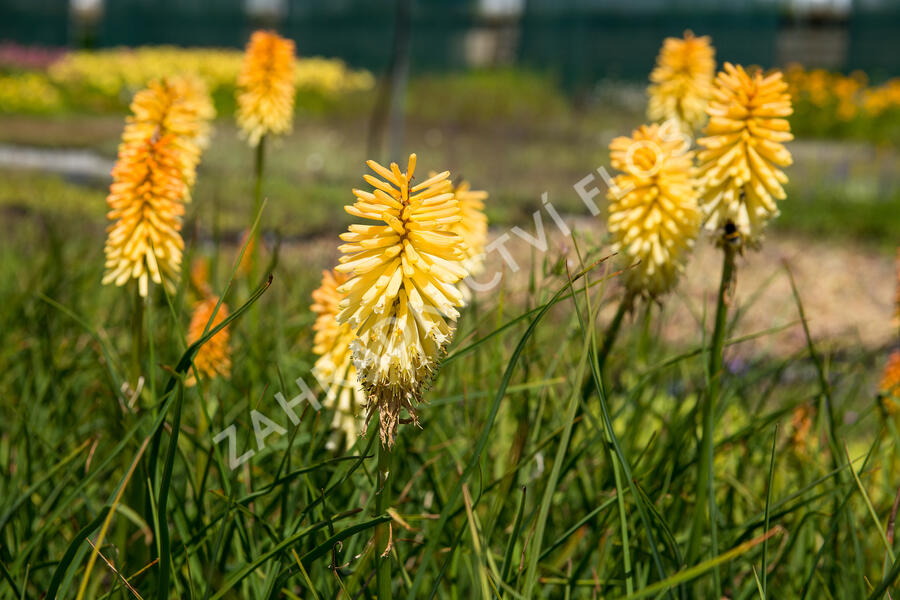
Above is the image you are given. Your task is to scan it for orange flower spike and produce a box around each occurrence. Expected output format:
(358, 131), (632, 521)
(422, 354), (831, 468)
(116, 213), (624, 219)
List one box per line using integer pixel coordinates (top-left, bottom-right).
(311, 269), (364, 448)
(647, 31), (716, 132)
(185, 296), (231, 386)
(102, 77), (213, 296)
(236, 30), (296, 146)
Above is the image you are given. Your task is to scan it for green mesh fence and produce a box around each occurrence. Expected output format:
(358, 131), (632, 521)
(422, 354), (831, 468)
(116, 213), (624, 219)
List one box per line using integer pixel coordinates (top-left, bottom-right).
(848, 8), (900, 80)
(98, 0), (247, 47)
(0, 0), (69, 47)
(517, 10), (781, 89)
(0, 0), (896, 80)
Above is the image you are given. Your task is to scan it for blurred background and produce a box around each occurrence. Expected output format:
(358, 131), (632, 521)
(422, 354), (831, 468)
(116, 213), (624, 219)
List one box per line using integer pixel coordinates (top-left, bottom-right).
(1, 0), (898, 355)
(3, 5), (900, 599)
(3, 0), (900, 78)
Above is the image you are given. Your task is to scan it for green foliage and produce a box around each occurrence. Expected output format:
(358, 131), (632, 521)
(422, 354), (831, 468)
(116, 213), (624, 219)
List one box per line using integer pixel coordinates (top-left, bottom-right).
(778, 186), (900, 249)
(0, 169), (107, 221)
(0, 193), (897, 598)
(407, 69), (570, 125)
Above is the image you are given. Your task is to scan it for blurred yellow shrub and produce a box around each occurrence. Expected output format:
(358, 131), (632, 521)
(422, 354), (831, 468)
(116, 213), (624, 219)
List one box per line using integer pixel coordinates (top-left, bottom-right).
(785, 64), (900, 144)
(48, 46), (373, 98)
(0, 72), (64, 113)
(0, 45), (373, 115)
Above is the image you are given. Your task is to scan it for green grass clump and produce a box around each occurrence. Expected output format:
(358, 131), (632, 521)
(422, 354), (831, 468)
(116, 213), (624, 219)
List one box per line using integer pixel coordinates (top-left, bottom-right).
(0, 196), (898, 598)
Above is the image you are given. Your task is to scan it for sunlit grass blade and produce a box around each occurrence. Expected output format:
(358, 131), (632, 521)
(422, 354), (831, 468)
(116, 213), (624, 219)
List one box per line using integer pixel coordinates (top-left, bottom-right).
(622, 526), (784, 600)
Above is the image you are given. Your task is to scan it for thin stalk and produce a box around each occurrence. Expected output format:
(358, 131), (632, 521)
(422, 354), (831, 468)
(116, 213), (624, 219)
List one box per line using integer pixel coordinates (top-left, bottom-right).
(131, 285), (144, 384)
(252, 135), (266, 228)
(250, 135), (266, 284)
(145, 286), (157, 403)
(376, 440), (393, 599)
(249, 135), (266, 335)
(687, 243), (736, 589)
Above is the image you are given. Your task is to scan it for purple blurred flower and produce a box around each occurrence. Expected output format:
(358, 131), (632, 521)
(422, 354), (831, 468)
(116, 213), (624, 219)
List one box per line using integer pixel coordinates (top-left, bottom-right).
(726, 356), (749, 375)
(0, 43), (67, 71)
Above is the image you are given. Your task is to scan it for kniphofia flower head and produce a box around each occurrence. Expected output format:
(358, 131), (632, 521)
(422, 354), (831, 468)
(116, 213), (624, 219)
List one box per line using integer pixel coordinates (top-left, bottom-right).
(186, 296), (231, 386)
(880, 351), (900, 415)
(607, 124), (701, 297)
(171, 75), (216, 153)
(336, 154), (468, 446)
(311, 269), (364, 448)
(894, 247), (900, 327)
(189, 256), (211, 295)
(102, 77), (213, 296)
(647, 31), (716, 132)
(236, 30), (296, 146)
(697, 63), (793, 246)
(451, 179), (489, 277)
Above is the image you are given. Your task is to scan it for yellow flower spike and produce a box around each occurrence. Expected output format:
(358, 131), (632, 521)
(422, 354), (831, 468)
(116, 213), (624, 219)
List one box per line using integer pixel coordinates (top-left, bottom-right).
(607, 124), (701, 298)
(236, 30), (296, 146)
(185, 296), (231, 386)
(647, 31), (716, 132)
(165, 75), (215, 203)
(337, 154), (467, 447)
(451, 179), (489, 277)
(311, 269), (365, 449)
(697, 63), (794, 246)
(171, 74), (216, 153)
(102, 77), (213, 297)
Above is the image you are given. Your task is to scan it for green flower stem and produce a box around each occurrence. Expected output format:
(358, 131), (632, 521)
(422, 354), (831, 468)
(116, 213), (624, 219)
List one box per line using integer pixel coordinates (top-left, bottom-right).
(248, 135), (267, 336)
(250, 134), (266, 284)
(687, 242), (736, 591)
(132, 284), (145, 384)
(376, 439), (393, 598)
